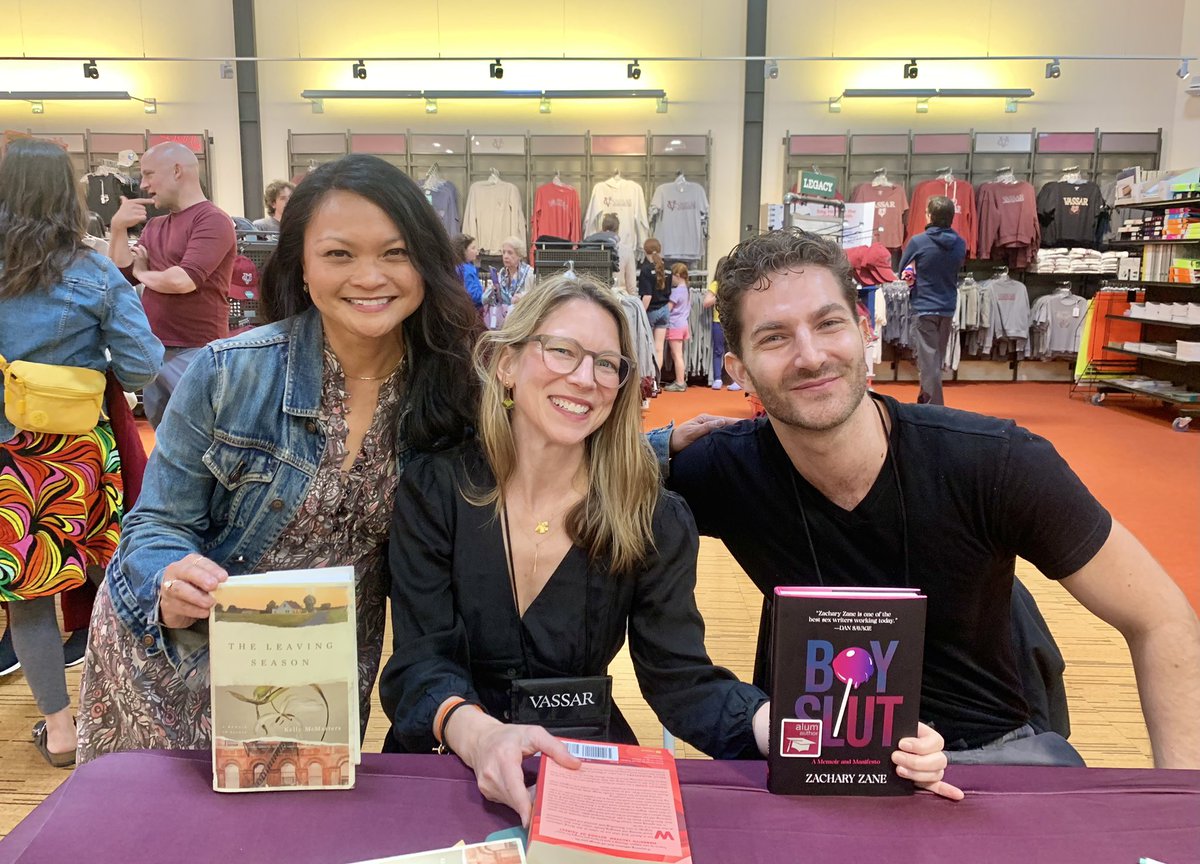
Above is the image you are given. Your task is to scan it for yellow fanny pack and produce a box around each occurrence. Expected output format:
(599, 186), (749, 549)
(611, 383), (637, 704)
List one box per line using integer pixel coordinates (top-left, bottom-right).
(0, 353), (106, 436)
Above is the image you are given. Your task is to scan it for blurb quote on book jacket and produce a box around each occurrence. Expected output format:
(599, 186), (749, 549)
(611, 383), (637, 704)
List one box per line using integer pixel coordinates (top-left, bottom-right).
(527, 740), (692, 864)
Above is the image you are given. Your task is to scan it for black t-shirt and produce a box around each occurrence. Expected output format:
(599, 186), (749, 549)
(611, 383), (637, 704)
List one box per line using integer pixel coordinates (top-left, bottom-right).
(668, 394), (1112, 748)
(1037, 180), (1103, 248)
(637, 261), (672, 311)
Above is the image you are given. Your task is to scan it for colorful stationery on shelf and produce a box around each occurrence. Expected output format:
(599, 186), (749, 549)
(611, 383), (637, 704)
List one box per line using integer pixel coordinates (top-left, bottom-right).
(208, 565), (359, 792)
(527, 740), (692, 864)
(349, 838), (527, 864)
(769, 586), (926, 796)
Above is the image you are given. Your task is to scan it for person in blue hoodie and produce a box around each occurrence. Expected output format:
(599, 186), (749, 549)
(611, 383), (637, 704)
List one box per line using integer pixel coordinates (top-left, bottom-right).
(453, 233), (484, 308)
(898, 195), (966, 405)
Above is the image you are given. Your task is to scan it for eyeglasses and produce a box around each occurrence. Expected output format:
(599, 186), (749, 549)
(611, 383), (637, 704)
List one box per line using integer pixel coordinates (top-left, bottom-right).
(523, 335), (632, 388)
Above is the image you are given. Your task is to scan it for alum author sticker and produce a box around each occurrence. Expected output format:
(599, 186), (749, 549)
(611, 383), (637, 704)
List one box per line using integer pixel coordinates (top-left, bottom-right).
(780, 719), (822, 758)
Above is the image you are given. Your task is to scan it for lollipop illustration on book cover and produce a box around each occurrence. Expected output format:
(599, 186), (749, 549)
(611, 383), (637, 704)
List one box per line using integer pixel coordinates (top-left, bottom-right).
(768, 586), (926, 796)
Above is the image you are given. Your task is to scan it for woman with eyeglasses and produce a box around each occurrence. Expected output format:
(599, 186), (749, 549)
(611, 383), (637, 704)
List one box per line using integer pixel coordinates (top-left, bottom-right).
(379, 275), (770, 824)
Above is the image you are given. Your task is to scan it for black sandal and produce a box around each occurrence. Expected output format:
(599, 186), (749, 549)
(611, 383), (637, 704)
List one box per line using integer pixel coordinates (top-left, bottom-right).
(32, 722), (76, 769)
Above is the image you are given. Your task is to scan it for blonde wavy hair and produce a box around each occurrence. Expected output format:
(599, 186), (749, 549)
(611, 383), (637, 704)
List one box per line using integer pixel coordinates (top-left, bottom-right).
(471, 275), (660, 575)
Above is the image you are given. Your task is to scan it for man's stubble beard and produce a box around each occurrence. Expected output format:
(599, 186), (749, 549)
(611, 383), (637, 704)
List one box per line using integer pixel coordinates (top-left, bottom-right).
(745, 353), (869, 433)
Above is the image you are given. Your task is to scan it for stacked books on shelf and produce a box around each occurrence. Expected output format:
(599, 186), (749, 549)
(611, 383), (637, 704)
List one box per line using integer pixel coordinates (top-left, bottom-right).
(208, 565), (359, 792)
(1163, 208), (1200, 241)
(1169, 258), (1200, 284)
(1124, 302), (1200, 323)
(768, 586), (926, 797)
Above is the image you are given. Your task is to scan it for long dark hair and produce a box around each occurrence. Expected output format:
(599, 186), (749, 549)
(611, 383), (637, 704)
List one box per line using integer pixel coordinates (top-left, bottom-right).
(0, 138), (87, 298)
(261, 154), (480, 451)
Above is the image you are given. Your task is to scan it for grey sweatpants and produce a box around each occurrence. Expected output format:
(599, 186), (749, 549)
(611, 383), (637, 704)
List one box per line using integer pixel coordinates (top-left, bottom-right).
(913, 314), (952, 406)
(8, 596), (69, 715)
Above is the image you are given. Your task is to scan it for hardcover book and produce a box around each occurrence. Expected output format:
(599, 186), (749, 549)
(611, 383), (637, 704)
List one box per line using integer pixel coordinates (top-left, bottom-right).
(769, 586), (926, 796)
(208, 565), (359, 792)
(527, 740), (691, 864)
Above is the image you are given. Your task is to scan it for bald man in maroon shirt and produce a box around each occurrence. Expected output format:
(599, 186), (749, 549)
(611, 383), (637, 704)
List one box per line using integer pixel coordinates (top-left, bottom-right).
(108, 142), (235, 428)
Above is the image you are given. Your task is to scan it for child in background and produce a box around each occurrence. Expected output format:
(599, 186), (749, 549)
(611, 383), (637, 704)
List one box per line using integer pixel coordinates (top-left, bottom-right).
(663, 262), (691, 392)
(452, 233), (483, 308)
(702, 255), (741, 392)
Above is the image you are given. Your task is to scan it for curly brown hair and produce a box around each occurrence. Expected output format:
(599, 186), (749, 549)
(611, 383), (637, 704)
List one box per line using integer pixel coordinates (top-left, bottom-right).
(715, 228), (857, 355)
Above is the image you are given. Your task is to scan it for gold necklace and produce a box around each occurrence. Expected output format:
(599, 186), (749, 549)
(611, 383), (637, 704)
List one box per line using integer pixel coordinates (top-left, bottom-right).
(345, 357), (404, 382)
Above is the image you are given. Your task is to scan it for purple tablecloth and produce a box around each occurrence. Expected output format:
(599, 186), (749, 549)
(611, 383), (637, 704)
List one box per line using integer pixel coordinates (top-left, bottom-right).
(2, 751), (1197, 863)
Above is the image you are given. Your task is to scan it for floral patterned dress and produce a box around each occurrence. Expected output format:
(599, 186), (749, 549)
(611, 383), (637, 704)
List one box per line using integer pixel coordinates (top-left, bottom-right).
(77, 347), (401, 762)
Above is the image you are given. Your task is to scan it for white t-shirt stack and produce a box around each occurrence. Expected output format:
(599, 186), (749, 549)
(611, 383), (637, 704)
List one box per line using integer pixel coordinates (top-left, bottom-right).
(649, 179), (709, 261)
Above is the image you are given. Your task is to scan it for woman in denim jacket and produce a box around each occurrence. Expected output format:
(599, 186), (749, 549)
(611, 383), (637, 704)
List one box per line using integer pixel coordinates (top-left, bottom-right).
(0, 138), (163, 767)
(77, 155), (479, 761)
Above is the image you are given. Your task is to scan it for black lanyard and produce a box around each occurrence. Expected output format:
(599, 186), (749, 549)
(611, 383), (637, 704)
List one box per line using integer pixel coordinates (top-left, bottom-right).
(788, 396), (911, 588)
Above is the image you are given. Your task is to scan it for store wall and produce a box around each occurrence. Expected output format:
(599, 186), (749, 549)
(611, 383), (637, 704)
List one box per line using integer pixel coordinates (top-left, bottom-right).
(0, 0), (243, 211)
(1166, 0), (1200, 167)
(762, 0), (1194, 201)
(254, 0), (748, 263)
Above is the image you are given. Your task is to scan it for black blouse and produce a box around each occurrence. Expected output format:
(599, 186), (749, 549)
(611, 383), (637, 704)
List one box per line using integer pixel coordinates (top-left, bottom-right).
(379, 443), (766, 759)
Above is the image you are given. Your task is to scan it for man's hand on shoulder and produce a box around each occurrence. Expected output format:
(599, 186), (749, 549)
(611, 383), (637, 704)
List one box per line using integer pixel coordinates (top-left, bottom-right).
(669, 413), (739, 456)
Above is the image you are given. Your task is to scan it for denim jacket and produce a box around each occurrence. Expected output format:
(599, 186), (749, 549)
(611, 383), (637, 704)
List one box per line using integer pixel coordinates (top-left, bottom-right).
(0, 250), (163, 442)
(104, 306), (415, 686)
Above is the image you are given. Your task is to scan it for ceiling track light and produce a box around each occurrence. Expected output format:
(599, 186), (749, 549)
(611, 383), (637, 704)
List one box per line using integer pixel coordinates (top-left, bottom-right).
(627, 60), (641, 80)
(424, 97), (438, 114)
(656, 95), (668, 113)
(827, 96), (842, 113)
(764, 59), (779, 80)
(352, 60), (367, 80)
(30, 100), (44, 114)
(142, 97), (157, 114)
(539, 96), (551, 113)
(82, 59), (99, 80)
(1179, 59), (1191, 80)
(902, 59), (918, 80)
(489, 59), (504, 80)
(1005, 97), (1019, 113)
(1045, 58), (1061, 79)
(220, 60), (234, 79)
(915, 99), (930, 114)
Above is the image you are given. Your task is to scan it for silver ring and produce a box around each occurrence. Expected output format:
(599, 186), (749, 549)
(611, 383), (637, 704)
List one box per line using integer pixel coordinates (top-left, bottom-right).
(162, 579), (175, 592)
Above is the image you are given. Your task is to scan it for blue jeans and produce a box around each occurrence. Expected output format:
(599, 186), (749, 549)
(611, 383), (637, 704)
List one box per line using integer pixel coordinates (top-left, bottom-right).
(142, 346), (202, 429)
(712, 321), (726, 382)
(647, 304), (670, 329)
(946, 724), (1085, 767)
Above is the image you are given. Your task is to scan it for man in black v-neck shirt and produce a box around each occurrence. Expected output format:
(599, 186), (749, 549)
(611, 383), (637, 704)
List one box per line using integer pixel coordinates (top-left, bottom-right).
(659, 229), (1200, 768)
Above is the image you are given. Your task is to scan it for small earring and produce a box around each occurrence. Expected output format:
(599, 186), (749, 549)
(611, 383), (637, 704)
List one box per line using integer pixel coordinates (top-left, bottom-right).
(502, 383), (514, 410)
(302, 281), (310, 294)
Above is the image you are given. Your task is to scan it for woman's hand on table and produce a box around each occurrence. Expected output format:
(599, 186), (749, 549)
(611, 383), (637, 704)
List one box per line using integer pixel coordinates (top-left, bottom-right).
(892, 722), (964, 801)
(158, 554), (228, 629)
(448, 709), (582, 827)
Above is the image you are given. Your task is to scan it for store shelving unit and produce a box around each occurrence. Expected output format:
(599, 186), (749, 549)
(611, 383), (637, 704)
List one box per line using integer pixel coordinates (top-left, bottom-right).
(1091, 195), (1200, 430)
(287, 129), (711, 248)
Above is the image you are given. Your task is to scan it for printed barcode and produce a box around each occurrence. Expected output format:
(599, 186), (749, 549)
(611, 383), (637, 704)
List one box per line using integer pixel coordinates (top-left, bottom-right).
(565, 741), (618, 761)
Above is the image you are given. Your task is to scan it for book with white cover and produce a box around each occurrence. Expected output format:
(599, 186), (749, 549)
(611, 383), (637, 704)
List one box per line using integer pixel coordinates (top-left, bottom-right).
(208, 566), (359, 792)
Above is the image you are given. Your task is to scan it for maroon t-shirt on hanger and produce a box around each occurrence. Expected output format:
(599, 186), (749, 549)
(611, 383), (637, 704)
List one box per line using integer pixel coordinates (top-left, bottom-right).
(133, 200), (236, 348)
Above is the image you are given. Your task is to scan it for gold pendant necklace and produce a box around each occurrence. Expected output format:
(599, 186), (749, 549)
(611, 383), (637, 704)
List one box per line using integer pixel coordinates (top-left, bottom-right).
(535, 521), (550, 535)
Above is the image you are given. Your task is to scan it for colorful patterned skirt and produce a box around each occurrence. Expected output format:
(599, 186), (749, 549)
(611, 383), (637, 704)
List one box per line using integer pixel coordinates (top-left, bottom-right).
(0, 423), (122, 601)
